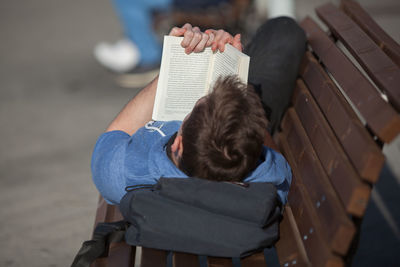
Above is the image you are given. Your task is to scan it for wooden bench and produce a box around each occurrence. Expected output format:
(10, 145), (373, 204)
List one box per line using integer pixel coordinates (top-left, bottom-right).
(90, 1), (400, 266)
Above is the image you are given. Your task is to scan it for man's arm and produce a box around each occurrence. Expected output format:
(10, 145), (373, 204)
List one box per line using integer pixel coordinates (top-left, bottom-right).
(106, 76), (158, 135)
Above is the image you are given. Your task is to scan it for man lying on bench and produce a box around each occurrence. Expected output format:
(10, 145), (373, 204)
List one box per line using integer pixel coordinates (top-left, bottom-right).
(91, 18), (305, 207)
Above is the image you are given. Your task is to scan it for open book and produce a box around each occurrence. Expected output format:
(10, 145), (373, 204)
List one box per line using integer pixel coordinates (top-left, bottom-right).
(152, 36), (250, 121)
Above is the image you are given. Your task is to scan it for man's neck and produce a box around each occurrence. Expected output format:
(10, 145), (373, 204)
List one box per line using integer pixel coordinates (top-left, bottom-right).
(165, 132), (179, 167)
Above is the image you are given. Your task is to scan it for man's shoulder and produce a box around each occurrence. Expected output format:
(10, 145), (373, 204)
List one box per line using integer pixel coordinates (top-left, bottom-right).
(124, 120), (182, 174)
(124, 120), (187, 185)
(245, 146), (291, 183)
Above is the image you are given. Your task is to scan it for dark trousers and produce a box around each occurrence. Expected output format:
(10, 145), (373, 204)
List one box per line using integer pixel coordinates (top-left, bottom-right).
(245, 17), (306, 135)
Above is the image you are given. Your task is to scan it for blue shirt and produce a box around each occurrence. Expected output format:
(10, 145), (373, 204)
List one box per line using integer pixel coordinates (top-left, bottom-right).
(91, 121), (292, 205)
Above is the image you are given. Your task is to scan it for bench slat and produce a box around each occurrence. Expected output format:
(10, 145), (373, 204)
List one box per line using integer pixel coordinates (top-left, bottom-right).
(292, 80), (370, 216)
(174, 252), (200, 267)
(91, 243), (134, 267)
(280, 107), (356, 254)
(107, 204), (124, 221)
(140, 248), (168, 267)
(290, 180), (343, 267)
(275, 206), (311, 267)
(280, 110), (346, 266)
(300, 52), (385, 183)
(341, 0), (400, 68)
(92, 199), (135, 267)
(208, 257), (233, 267)
(93, 196), (108, 229)
(103, 243), (134, 267)
(316, 3), (400, 112)
(279, 127), (345, 266)
(241, 252), (266, 267)
(300, 17), (400, 143)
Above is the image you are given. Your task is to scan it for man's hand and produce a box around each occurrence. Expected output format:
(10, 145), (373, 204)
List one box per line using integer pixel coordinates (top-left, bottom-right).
(169, 23), (214, 54)
(169, 23), (242, 54)
(205, 29), (242, 52)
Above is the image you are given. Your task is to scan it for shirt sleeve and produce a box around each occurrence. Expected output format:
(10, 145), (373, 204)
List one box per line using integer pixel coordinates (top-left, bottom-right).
(243, 146), (292, 205)
(91, 130), (130, 205)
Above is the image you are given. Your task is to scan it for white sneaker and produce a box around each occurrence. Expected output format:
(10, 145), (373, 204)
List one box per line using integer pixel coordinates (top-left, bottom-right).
(94, 39), (140, 73)
(266, 0), (295, 19)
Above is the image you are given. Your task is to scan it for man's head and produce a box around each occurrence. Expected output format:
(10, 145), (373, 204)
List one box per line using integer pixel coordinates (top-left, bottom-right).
(171, 75), (268, 181)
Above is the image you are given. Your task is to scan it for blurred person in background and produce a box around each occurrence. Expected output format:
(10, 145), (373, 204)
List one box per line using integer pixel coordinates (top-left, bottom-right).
(266, 0), (295, 18)
(94, 0), (230, 74)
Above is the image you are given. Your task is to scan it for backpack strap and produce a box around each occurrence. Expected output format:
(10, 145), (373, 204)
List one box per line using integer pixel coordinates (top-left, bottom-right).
(166, 251), (173, 267)
(71, 220), (127, 267)
(263, 246), (280, 267)
(231, 246), (279, 267)
(232, 257), (242, 267)
(198, 255), (208, 267)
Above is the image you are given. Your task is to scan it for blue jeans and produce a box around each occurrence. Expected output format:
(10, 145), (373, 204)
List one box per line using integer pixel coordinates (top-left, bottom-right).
(112, 0), (230, 66)
(112, 0), (172, 65)
(245, 17), (306, 135)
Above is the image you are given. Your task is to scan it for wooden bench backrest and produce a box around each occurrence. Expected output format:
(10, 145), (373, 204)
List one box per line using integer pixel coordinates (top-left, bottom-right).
(90, 1), (400, 267)
(274, 1), (400, 266)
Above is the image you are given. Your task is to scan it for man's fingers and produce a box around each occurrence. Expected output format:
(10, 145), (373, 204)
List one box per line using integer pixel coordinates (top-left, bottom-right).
(232, 34), (243, 52)
(182, 23), (193, 31)
(169, 27), (186, 37)
(180, 23), (194, 47)
(211, 30), (224, 51)
(211, 30), (235, 52)
(193, 33), (210, 53)
(206, 32), (215, 47)
(169, 23), (192, 37)
(217, 32), (233, 52)
(175, 25), (239, 53)
(185, 29), (203, 54)
(181, 30), (194, 48)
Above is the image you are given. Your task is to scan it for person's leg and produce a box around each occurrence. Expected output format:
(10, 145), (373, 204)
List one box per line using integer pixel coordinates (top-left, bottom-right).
(112, 0), (172, 65)
(245, 17), (306, 135)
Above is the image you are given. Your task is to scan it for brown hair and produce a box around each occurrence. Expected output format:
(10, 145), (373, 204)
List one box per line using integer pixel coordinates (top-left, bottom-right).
(180, 75), (268, 181)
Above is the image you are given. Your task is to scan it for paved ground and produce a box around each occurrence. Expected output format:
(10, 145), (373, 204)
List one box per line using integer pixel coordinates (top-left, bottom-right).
(0, 0), (398, 266)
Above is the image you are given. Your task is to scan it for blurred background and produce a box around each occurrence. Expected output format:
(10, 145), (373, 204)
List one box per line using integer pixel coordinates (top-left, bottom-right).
(0, 0), (399, 266)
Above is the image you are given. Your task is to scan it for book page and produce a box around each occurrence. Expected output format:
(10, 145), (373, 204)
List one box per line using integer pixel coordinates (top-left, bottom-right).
(153, 36), (213, 121)
(208, 44), (250, 92)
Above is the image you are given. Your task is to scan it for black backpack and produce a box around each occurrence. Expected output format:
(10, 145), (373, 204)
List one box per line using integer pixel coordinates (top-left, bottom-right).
(72, 177), (282, 267)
